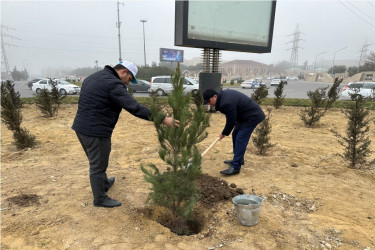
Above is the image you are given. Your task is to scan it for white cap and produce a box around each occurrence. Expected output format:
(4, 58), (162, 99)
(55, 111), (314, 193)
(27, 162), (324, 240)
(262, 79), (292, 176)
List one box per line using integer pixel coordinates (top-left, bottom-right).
(119, 61), (138, 83)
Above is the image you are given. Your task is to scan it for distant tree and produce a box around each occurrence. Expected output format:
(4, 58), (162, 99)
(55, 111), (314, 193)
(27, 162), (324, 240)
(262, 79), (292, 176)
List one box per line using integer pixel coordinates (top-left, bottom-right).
(251, 85), (268, 105)
(11, 66), (28, 81)
(1, 80), (36, 149)
(71, 67), (96, 77)
(347, 66), (359, 77)
(137, 65), (172, 80)
(273, 81), (285, 109)
(327, 65), (346, 74)
(331, 95), (372, 169)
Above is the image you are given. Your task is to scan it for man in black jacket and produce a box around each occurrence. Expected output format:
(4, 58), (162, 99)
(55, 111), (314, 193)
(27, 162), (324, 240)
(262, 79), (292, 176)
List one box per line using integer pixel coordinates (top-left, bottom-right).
(203, 89), (265, 175)
(72, 61), (178, 208)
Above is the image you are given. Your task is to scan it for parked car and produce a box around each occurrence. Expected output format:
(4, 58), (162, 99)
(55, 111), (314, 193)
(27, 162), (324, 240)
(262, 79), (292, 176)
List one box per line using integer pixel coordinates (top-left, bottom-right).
(287, 76), (298, 81)
(32, 79), (80, 95)
(127, 79), (150, 92)
(27, 78), (42, 88)
(279, 76), (288, 85)
(241, 79), (260, 89)
(271, 79), (281, 86)
(148, 76), (198, 96)
(340, 82), (375, 99)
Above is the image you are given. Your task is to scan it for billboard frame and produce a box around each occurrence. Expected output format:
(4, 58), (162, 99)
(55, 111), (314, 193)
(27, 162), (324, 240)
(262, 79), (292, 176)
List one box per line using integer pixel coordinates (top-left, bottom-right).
(175, 0), (277, 53)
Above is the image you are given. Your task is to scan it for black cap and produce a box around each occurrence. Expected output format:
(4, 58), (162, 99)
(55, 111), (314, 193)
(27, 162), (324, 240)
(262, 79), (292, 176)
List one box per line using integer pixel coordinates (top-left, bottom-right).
(203, 89), (218, 105)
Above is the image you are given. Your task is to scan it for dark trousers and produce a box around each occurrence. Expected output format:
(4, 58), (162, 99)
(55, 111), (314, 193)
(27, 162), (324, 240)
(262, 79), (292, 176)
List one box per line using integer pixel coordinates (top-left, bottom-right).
(76, 132), (112, 203)
(231, 123), (256, 170)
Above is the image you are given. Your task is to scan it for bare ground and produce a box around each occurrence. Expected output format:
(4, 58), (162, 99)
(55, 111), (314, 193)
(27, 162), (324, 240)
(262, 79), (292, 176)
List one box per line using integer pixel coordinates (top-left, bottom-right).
(1, 104), (375, 249)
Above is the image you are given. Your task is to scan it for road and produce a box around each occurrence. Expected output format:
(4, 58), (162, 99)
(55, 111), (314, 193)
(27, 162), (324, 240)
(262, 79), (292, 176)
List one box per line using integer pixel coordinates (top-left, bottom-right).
(13, 80), (347, 100)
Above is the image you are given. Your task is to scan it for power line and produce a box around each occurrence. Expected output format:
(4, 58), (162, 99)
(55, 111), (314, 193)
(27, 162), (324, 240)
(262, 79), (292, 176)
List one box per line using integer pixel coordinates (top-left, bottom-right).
(338, 0), (375, 29)
(344, 0), (375, 22)
(366, 0), (375, 9)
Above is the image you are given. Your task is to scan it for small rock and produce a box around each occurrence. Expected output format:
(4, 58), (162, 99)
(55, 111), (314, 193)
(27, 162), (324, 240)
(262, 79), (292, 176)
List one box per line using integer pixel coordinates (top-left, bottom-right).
(296, 190), (301, 193)
(217, 244), (223, 248)
(309, 204), (316, 212)
(363, 247), (372, 250)
(135, 227), (140, 231)
(230, 183), (237, 188)
(208, 247), (215, 250)
(291, 163), (298, 167)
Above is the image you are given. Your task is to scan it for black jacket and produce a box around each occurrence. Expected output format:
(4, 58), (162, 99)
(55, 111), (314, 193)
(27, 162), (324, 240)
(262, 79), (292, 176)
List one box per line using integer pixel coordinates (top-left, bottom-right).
(72, 66), (152, 137)
(215, 89), (265, 136)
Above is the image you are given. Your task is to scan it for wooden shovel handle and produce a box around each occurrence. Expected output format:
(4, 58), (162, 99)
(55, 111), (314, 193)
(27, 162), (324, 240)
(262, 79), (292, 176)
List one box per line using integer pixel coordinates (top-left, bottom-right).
(201, 137), (220, 157)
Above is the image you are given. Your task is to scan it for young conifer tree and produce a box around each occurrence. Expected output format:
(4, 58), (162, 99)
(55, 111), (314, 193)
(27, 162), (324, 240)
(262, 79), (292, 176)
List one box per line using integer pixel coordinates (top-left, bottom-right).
(251, 85), (268, 105)
(252, 108), (275, 155)
(1, 80), (36, 149)
(300, 78), (342, 127)
(35, 79), (65, 117)
(331, 95), (372, 169)
(273, 81), (285, 109)
(141, 63), (210, 220)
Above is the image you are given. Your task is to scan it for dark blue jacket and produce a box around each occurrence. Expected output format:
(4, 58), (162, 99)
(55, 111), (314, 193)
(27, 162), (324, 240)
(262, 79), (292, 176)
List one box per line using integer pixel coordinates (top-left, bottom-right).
(72, 66), (152, 138)
(215, 89), (265, 136)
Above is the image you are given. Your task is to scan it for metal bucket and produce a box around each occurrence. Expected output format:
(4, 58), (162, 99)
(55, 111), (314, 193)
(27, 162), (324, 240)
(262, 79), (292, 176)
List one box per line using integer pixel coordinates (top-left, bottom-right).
(232, 194), (263, 226)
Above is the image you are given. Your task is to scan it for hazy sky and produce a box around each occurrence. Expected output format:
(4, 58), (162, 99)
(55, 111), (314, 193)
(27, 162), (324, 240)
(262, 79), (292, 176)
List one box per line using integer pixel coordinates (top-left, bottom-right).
(2, 0), (375, 76)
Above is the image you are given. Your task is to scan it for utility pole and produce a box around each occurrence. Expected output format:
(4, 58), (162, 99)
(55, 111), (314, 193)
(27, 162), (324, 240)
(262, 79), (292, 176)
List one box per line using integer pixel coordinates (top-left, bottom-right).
(116, 1), (124, 63)
(286, 24), (304, 76)
(332, 47), (347, 76)
(95, 60), (99, 72)
(1, 25), (20, 80)
(140, 19), (147, 66)
(314, 51), (327, 72)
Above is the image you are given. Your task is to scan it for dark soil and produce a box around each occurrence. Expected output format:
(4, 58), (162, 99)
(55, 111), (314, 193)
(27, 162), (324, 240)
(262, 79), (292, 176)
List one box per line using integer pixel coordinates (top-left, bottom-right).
(5, 194), (40, 207)
(140, 173), (244, 235)
(197, 173), (244, 209)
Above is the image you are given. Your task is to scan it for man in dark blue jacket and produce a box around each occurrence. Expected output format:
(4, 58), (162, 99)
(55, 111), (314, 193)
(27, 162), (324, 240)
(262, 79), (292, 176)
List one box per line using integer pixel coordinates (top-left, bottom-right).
(72, 61), (178, 208)
(203, 89), (265, 175)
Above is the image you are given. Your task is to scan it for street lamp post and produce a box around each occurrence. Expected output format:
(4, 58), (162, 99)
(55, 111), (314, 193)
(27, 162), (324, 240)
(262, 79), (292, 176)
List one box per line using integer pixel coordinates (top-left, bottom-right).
(314, 51), (327, 72)
(140, 19), (147, 66)
(332, 47), (347, 76)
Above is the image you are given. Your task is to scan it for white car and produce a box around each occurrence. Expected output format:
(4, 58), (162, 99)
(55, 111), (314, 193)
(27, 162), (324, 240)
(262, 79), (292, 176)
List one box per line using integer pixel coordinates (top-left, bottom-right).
(32, 79), (81, 95)
(271, 79), (281, 86)
(241, 79), (260, 89)
(288, 76), (298, 81)
(149, 76), (198, 96)
(340, 82), (375, 99)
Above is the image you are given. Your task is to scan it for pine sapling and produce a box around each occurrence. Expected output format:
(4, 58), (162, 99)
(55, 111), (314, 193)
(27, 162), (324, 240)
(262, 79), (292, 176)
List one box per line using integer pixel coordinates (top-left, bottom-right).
(252, 108), (275, 155)
(141, 63), (210, 227)
(1, 80), (36, 149)
(251, 85), (268, 105)
(273, 81), (285, 109)
(331, 95), (372, 169)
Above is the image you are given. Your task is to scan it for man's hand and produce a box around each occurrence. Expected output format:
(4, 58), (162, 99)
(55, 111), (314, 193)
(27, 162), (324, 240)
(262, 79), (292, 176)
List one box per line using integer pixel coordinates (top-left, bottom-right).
(163, 117), (180, 127)
(218, 133), (225, 140)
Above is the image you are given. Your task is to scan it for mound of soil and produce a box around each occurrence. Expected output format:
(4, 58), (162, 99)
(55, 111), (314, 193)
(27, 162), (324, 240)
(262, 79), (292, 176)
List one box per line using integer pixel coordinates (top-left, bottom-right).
(197, 173), (244, 209)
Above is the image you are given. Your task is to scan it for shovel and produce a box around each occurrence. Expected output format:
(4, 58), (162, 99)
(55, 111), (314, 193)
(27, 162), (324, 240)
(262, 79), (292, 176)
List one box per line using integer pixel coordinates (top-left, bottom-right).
(184, 137), (220, 170)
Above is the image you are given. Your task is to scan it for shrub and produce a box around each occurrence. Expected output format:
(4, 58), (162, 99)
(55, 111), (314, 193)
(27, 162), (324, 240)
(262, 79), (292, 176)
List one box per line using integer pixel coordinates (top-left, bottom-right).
(252, 108), (275, 155)
(35, 79), (65, 117)
(251, 85), (268, 105)
(273, 81), (285, 109)
(331, 95), (372, 169)
(1, 80), (36, 149)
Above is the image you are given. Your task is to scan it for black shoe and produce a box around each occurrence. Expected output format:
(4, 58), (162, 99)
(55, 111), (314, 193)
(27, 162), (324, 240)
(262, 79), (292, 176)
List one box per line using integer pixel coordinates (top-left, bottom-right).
(93, 197), (121, 208)
(223, 160), (244, 165)
(105, 177), (115, 192)
(220, 167), (240, 175)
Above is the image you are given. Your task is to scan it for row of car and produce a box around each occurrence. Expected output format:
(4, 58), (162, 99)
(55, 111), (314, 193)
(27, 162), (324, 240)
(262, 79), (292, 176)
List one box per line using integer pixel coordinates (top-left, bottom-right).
(340, 82), (375, 99)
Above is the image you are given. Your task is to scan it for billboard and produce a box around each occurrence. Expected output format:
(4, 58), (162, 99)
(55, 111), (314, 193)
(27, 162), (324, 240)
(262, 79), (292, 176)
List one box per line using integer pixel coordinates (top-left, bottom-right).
(175, 1), (277, 53)
(160, 48), (184, 62)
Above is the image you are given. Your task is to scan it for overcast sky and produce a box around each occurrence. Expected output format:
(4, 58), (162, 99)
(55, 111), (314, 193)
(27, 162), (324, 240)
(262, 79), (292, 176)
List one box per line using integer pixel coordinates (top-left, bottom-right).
(2, 0), (375, 76)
